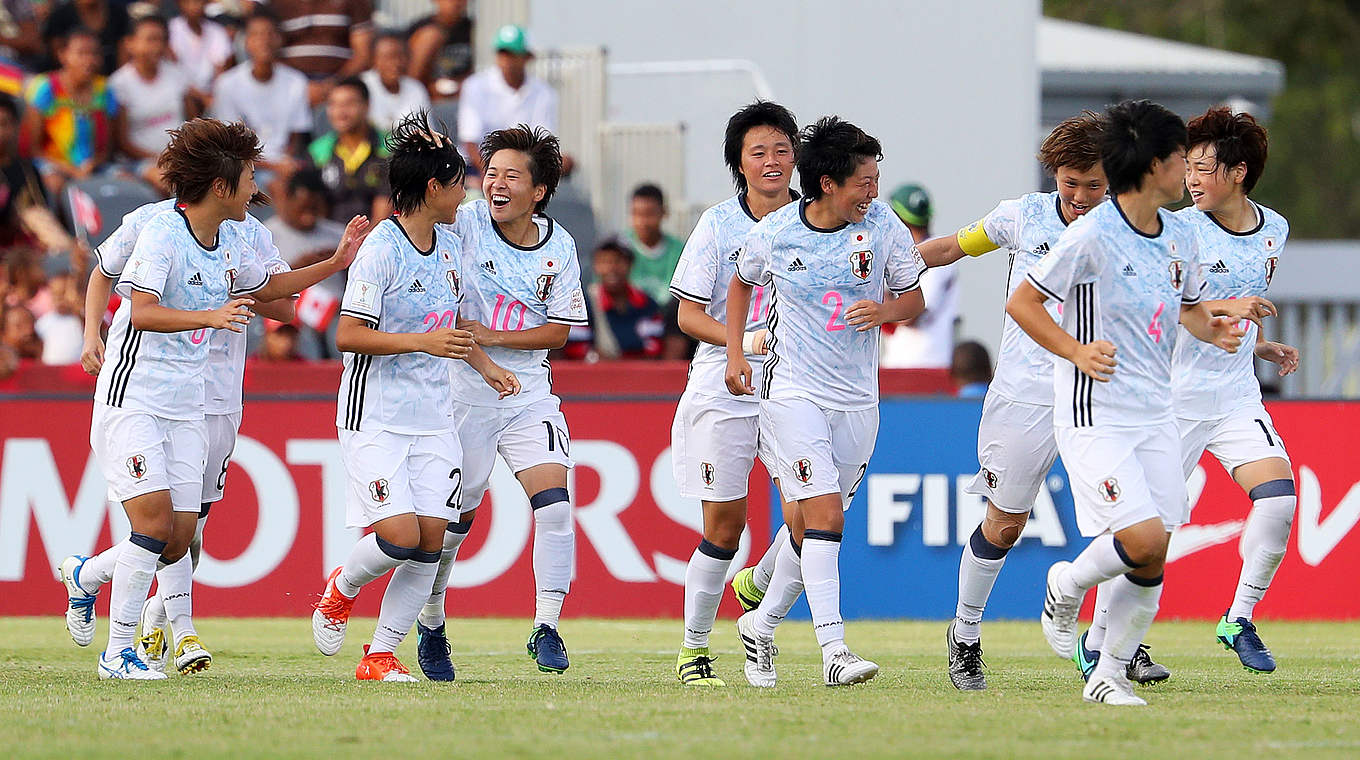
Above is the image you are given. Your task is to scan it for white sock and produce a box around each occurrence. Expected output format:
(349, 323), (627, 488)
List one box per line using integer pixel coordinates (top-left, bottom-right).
(752, 524), (790, 592)
(417, 525), (470, 629)
(682, 540), (735, 650)
(531, 495), (573, 629)
(1058, 534), (1138, 599)
(189, 515), (207, 570)
(1086, 580), (1113, 650)
(368, 554), (439, 655)
(105, 535), (162, 654)
(143, 590), (167, 632)
(1229, 485), (1295, 621)
(156, 553), (196, 644)
(1092, 573), (1163, 682)
(336, 533), (406, 598)
(80, 538), (128, 595)
(801, 531), (845, 654)
(954, 525), (1010, 644)
(753, 534), (803, 638)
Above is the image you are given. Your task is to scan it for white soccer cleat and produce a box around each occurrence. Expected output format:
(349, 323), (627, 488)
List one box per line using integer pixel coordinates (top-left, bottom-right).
(1041, 561), (1082, 659)
(174, 635), (212, 674)
(312, 567), (355, 656)
(823, 648), (879, 687)
(136, 597), (169, 673)
(57, 555), (97, 647)
(98, 647), (169, 680)
(1083, 673), (1147, 706)
(737, 611), (777, 688)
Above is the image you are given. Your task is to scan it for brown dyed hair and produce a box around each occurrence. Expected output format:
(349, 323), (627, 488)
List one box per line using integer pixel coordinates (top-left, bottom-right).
(480, 124), (563, 214)
(157, 119), (264, 204)
(1037, 111), (1104, 174)
(1187, 106), (1268, 193)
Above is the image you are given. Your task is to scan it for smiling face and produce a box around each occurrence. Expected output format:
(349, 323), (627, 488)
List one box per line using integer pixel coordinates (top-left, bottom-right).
(426, 175), (467, 225)
(218, 163), (258, 221)
(822, 156), (879, 225)
(1146, 147), (1187, 205)
(482, 149), (545, 225)
(739, 124), (795, 197)
(1055, 163), (1107, 222)
(1185, 143), (1246, 212)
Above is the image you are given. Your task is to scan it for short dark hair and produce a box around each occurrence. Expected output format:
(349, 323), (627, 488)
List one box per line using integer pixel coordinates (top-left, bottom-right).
(373, 29), (407, 49)
(796, 116), (882, 201)
(332, 76), (369, 103)
(631, 183), (664, 207)
(1100, 99), (1187, 194)
(57, 26), (98, 51)
(951, 340), (993, 385)
(1187, 106), (1268, 193)
(385, 110), (466, 215)
(480, 124), (563, 214)
(1038, 111), (1104, 175)
(0, 93), (19, 121)
(724, 100), (798, 192)
(595, 237), (634, 263)
(286, 167), (330, 200)
(130, 14), (169, 35)
(158, 119), (264, 204)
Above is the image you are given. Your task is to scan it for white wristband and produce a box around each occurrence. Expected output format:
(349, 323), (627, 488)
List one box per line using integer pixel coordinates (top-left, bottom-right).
(742, 331), (758, 355)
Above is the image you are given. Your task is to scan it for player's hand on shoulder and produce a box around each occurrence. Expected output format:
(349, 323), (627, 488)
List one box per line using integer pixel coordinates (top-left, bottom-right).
(1071, 339), (1117, 382)
(846, 299), (886, 332)
(725, 356), (755, 396)
(331, 216), (372, 267)
(80, 336), (105, 375)
(1255, 340), (1299, 376)
(1208, 315), (1246, 354)
(207, 297), (255, 333)
(424, 327), (475, 358)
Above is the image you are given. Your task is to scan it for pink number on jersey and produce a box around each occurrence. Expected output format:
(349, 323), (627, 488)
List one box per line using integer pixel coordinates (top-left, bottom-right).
(823, 291), (846, 332)
(491, 294), (528, 331)
(423, 310), (457, 332)
(750, 285), (767, 322)
(189, 328), (208, 344)
(1147, 302), (1165, 343)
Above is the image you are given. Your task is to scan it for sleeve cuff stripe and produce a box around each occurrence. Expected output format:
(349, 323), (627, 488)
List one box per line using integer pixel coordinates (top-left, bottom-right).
(1027, 274), (1064, 303)
(735, 272), (765, 287)
(339, 308), (379, 321)
(127, 284), (163, 299)
(669, 286), (711, 304)
(232, 276), (270, 296)
(547, 316), (590, 325)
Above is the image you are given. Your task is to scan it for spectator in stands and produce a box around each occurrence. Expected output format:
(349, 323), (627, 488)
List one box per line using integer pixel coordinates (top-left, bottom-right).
(407, 0), (473, 100)
(0, 94), (48, 249)
(880, 182), (959, 369)
(264, 167), (345, 358)
(623, 183), (684, 305)
(168, 0), (233, 100)
(2, 301), (40, 359)
(212, 13), (312, 178)
(263, 0), (374, 106)
(22, 27), (116, 195)
(1, 0), (46, 70)
(33, 268), (83, 364)
(564, 239), (664, 360)
(259, 319), (303, 361)
(950, 340), (993, 398)
(458, 25), (568, 175)
(41, 0), (128, 75)
(361, 31), (430, 132)
(110, 15), (190, 195)
(310, 76), (391, 222)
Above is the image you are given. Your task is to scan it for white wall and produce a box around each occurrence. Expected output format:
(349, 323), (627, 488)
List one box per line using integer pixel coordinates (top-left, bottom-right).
(528, 0), (1040, 354)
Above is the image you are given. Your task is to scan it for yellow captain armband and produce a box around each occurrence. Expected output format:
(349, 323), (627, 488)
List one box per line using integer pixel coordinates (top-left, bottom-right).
(956, 219), (1000, 257)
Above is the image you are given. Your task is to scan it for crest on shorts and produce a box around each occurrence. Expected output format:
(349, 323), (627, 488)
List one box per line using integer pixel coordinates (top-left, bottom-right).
(1168, 259), (1184, 290)
(1265, 256), (1278, 286)
(850, 250), (873, 280)
(982, 468), (998, 490)
(369, 479), (390, 503)
(446, 269), (460, 299)
(126, 454), (147, 479)
(700, 462), (715, 486)
(1099, 478), (1121, 503)
(535, 273), (556, 301)
(794, 458), (814, 484)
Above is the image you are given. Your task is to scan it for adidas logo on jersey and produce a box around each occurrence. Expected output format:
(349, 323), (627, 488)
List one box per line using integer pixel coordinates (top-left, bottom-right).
(728, 249), (740, 263)
(1122, 264), (1136, 277)
(187, 272), (204, 286)
(1033, 242), (1050, 256)
(481, 260), (497, 274)
(408, 279), (426, 294)
(787, 257), (807, 272)
(1209, 259), (1230, 273)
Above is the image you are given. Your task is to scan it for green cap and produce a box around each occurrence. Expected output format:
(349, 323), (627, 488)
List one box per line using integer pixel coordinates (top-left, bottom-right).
(494, 24), (532, 55)
(890, 183), (932, 227)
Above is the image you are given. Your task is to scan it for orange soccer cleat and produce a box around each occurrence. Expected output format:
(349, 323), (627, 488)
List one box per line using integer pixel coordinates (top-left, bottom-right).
(356, 645), (418, 682)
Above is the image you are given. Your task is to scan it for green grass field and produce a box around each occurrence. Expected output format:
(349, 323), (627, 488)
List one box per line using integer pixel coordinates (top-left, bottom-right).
(3, 617), (1358, 759)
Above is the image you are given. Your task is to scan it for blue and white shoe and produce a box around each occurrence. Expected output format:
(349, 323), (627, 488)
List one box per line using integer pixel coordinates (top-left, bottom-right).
(98, 647), (168, 680)
(416, 622), (456, 682)
(1217, 615), (1276, 673)
(57, 555), (97, 647)
(1073, 630), (1099, 683)
(526, 624), (569, 674)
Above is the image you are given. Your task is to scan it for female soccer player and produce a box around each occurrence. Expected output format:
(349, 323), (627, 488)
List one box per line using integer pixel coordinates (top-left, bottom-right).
(725, 116), (926, 687)
(1007, 100), (1245, 705)
(310, 113), (518, 682)
(58, 119), (261, 679)
(668, 101), (801, 686)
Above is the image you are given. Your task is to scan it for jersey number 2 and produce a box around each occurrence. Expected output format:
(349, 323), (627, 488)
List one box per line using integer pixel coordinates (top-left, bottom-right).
(823, 291), (847, 332)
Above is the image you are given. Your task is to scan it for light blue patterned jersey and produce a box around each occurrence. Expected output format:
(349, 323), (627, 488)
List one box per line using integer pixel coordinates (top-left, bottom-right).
(1027, 198), (1206, 428)
(336, 218), (464, 434)
(445, 199), (588, 407)
(670, 193), (793, 401)
(1172, 202), (1288, 419)
(982, 191), (1087, 405)
(94, 208), (249, 420)
(736, 199), (925, 411)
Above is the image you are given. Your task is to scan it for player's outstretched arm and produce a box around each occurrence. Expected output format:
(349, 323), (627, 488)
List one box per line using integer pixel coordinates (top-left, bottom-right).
(1179, 302), (1246, 354)
(1007, 280), (1117, 382)
(129, 290), (255, 334)
(724, 274), (755, 396)
(253, 297), (297, 324)
(336, 314), (474, 358)
(463, 343), (521, 399)
(81, 267), (115, 375)
(458, 318), (570, 351)
(253, 216), (372, 301)
(916, 235), (970, 268)
(846, 288), (925, 331)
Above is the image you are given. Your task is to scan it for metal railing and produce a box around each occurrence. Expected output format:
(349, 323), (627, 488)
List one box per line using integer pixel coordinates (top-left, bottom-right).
(595, 123), (688, 239)
(1268, 301), (1360, 398)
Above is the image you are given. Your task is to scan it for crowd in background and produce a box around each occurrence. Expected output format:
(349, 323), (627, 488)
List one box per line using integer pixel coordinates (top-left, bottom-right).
(0, 0), (986, 393)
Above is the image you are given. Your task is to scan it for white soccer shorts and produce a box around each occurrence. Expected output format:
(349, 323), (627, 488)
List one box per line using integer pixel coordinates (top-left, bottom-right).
(1177, 402), (1290, 483)
(1056, 420), (1187, 537)
(760, 397), (877, 509)
(338, 428), (463, 528)
(452, 396), (574, 512)
(963, 393), (1059, 515)
(90, 402), (207, 512)
(201, 411), (243, 505)
(671, 389), (776, 502)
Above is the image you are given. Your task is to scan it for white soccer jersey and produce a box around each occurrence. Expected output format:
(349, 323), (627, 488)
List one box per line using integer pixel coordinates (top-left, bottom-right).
(1171, 202), (1288, 420)
(981, 191), (1078, 405)
(670, 193), (793, 401)
(95, 209), (250, 420)
(337, 218), (464, 434)
(1027, 198), (1205, 429)
(446, 199), (588, 407)
(736, 199), (925, 411)
(96, 199), (284, 415)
